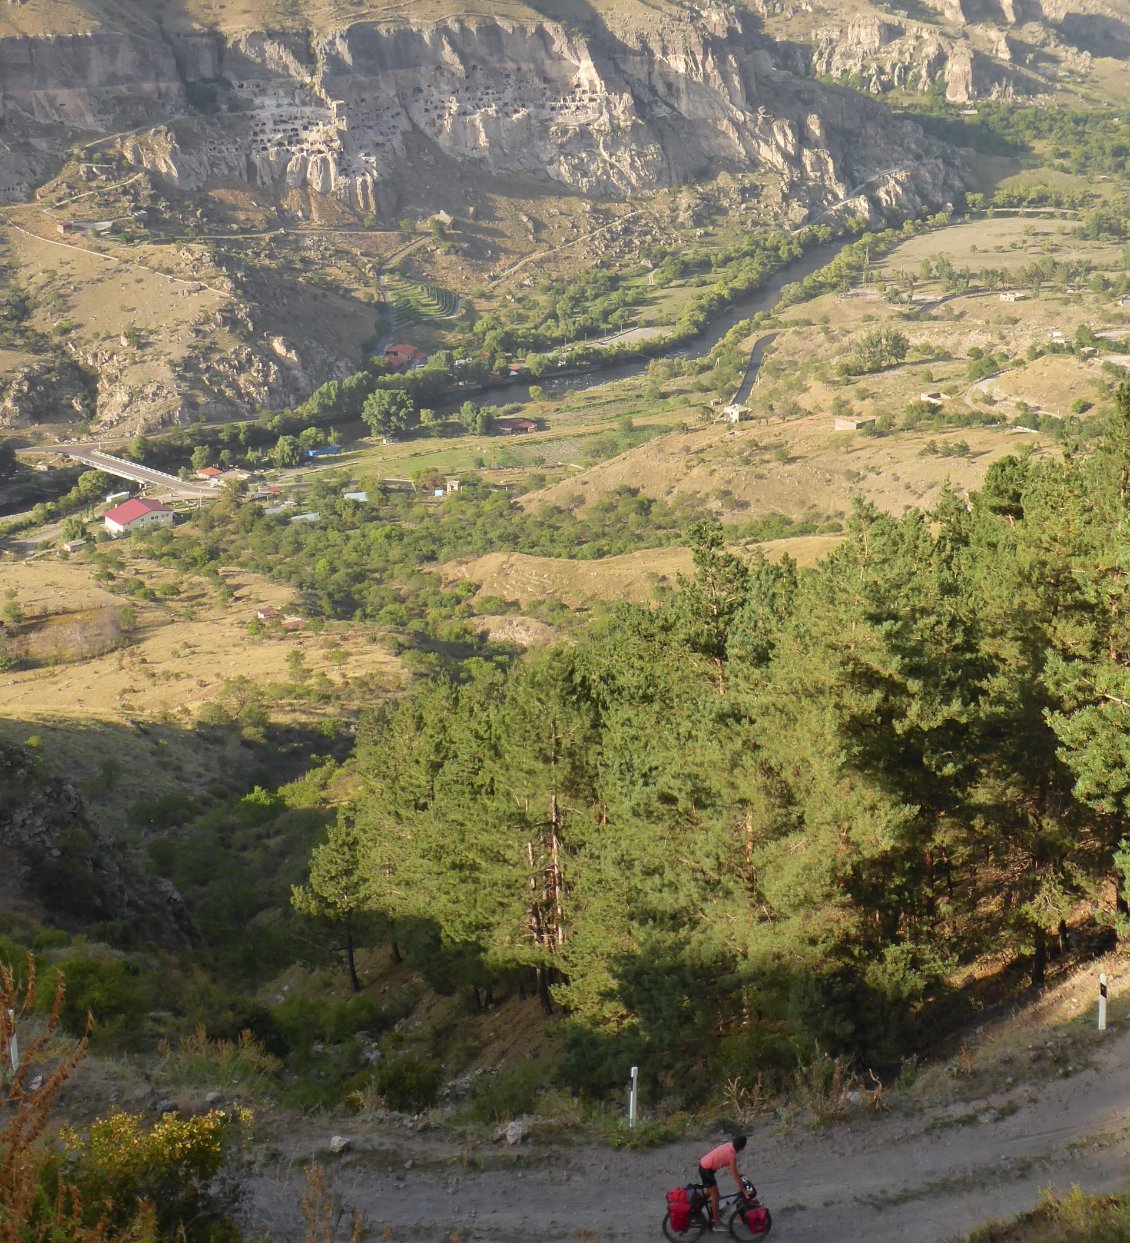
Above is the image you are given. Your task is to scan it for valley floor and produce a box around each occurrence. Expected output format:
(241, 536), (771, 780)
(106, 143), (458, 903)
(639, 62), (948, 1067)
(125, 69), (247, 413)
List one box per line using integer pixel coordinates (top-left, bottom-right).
(242, 1013), (1130, 1242)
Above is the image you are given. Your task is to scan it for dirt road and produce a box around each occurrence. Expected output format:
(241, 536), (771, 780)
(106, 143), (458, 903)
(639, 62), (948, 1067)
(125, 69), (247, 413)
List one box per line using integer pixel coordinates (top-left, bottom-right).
(243, 1015), (1130, 1243)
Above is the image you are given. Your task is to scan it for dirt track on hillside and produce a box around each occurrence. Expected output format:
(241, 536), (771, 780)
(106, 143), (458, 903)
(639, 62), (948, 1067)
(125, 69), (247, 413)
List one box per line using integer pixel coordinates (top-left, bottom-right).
(242, 1011), (1130, 1243)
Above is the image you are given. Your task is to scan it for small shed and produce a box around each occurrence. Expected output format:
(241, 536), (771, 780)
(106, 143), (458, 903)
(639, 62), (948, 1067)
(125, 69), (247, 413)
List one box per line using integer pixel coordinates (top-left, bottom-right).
(834, 415), (876, 432)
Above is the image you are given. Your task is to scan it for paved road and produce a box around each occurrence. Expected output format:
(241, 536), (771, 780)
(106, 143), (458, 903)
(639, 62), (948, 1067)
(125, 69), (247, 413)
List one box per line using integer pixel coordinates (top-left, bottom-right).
(731, 331), (780, 407)
(60, 446), (215, 499)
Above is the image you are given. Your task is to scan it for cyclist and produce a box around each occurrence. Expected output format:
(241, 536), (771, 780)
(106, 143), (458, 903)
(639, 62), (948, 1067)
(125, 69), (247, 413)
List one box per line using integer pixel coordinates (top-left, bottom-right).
(698, 1134), (748, 1231)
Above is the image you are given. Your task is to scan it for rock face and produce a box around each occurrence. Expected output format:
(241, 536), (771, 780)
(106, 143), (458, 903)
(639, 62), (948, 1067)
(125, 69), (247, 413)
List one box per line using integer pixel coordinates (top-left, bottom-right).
(0, 740), (196, 945)
(810, 18), (1019, 101)
(0, 9), (959, 220)
(782, 0), (1129, 101)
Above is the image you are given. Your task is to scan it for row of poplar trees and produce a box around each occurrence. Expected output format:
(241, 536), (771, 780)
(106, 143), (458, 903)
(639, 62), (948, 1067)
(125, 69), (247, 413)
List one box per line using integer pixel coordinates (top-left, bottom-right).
(295, 382), (1130, 1093)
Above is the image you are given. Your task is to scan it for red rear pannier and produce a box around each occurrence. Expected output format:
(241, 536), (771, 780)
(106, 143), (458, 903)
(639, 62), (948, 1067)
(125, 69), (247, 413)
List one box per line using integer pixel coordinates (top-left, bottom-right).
(666, 1187), (691, 1233)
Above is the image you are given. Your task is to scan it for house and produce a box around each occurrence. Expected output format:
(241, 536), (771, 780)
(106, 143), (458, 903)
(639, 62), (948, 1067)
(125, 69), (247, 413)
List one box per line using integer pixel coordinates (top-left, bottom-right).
(384, 343), (428, 370)
(834, 415), (876, 432)
(194, 466), (223, 482)
(495, 417), (537, 435)
(343, 491), (369, 502)
(721, 403), (749, 423)
(255, 606), (281, 621)
(999, 291), (1026, 302)
(211, 469), (255, 488)
(104, 497), (174, 536)
(445, 477), (461, 494)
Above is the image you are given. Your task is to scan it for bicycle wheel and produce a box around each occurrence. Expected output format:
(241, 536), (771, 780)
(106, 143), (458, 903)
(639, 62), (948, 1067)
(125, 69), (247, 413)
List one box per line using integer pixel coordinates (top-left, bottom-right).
(727, 1203), (771, 1242)
(662, 1210), (709, 1242)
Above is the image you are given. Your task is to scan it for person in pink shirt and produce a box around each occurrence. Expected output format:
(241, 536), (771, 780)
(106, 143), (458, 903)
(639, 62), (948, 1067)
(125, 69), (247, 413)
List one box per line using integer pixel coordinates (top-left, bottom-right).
(698, 1134), (748, 1230)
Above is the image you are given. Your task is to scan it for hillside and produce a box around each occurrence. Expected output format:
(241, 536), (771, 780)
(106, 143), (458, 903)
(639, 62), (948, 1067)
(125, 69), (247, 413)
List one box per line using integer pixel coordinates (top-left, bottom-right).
(1, 2), (1130, 1240)
(238, 950), (1130, 1242)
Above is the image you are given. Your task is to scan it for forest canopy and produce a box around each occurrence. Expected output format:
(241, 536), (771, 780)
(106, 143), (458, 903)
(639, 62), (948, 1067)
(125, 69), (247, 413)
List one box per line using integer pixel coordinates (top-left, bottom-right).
(293, 386), (1130, 1094)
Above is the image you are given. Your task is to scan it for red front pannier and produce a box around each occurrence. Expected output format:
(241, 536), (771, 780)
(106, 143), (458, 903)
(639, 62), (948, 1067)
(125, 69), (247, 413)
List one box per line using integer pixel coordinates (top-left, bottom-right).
(743, 1204), (770, 1233)
(666, 1187), (692, 1233)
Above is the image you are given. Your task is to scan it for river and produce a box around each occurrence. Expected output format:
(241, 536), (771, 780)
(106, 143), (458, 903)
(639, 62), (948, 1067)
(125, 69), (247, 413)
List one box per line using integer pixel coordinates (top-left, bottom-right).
(462, 238), (844, 410)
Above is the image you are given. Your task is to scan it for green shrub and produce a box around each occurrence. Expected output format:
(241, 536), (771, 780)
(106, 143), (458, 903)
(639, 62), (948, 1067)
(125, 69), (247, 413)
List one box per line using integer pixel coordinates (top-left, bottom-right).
(54, 955), (153, 1050)
(268, 993), (389, 1059)
(374, 1053), (444, 1112)
(465, 1059), (544, 1123)
(126, 791), (199, 830)
(607, 1119), (687, 1148)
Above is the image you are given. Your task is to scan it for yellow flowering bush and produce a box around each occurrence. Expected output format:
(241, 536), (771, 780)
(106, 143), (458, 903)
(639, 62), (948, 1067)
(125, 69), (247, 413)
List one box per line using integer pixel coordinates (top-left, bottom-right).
(62, 1107), (253, 1242)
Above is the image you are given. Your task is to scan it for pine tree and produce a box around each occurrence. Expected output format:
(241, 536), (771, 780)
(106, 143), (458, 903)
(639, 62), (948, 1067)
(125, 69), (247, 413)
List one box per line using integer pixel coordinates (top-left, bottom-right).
(292, 814), (372, 992)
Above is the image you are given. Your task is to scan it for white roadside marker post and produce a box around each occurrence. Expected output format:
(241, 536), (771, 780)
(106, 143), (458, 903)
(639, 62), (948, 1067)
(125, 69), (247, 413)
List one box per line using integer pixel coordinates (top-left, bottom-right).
(628, 1064), (639, 1129)
(1098, 972), (1108, 1033)
(6, 1008), (16, 1076)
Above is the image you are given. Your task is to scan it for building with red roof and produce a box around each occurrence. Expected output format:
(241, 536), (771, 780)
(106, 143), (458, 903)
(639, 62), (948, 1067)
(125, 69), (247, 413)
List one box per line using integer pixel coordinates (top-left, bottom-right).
(494, 417), (538, 435)
(104, 497), (174, 536)
(384, 343), (428, 370)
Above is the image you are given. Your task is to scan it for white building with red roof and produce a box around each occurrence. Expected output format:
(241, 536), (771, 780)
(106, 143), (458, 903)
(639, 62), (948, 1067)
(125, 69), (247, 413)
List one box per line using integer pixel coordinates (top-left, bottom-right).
(104, 497), (174, 536)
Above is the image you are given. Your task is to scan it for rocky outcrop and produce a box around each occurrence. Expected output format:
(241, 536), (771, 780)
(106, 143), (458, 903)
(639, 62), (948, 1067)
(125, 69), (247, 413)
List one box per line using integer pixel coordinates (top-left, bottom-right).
(0, 357), (97, 429)
(782, 0), (1129, 101)
(0, 740), (196, 945)
(0, 8), (961, 220)
(810, 16), (1020, 100)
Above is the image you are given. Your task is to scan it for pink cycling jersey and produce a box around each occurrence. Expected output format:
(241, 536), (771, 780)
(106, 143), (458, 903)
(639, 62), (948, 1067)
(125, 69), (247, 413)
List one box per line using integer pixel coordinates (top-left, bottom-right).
(699, 1142), (737, 1172)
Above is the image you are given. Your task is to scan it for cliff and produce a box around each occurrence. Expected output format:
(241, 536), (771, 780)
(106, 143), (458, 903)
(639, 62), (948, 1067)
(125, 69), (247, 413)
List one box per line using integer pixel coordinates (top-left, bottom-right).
(757, 0), (1130, 102)
(0, 8), (958, 220)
